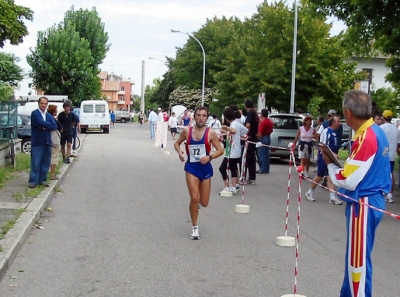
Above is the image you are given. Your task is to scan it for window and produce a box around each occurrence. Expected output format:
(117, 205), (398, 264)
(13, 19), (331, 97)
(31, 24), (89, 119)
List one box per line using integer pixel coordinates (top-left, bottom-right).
(363, 68), (373, 93)
(95, 105), (106, 113)
(120, 97), (124, 101)
(120, 86), (124, 91)
(83, 105), (93, 113)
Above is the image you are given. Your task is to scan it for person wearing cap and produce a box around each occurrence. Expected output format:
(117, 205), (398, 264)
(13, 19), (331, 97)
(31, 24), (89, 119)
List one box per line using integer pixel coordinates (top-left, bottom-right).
(58, 100), (77, 163)
(379, 109), (400, 203)
(317, 109), (343, 143)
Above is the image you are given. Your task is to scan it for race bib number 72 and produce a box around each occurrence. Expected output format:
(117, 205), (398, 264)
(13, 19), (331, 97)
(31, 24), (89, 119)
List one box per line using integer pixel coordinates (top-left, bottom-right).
(188, 144), (206, 162)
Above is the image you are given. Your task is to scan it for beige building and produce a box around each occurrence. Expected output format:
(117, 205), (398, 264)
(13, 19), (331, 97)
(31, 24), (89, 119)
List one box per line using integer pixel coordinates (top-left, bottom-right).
(99, 71), (135, 111)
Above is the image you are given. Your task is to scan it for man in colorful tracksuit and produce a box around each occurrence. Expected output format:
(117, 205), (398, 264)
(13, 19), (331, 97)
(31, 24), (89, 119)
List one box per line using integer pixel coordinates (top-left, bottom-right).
(323, 90), (391, 297)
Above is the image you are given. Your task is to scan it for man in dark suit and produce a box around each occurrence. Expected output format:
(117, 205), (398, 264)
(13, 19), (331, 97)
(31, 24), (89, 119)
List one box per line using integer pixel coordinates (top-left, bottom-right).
(29, 97), (57, 188)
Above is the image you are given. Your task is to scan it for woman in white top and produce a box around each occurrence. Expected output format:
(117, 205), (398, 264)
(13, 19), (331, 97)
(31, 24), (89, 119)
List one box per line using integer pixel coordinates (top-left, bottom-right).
(292, 116), (317, 177)
(219, 108), (248, 194)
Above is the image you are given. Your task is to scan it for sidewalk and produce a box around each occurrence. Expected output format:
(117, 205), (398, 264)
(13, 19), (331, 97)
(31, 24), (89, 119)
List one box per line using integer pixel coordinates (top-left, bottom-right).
(0, 158), (73, 280)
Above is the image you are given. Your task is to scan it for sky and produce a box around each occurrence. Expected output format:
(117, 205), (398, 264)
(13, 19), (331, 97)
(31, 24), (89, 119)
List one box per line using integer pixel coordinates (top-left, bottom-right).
(3, 0), (344, 96)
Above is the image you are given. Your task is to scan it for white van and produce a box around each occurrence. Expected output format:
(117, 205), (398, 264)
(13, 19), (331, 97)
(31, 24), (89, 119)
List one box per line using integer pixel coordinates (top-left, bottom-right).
(80, 100), (110, 133)
(18, 101), (65, 116)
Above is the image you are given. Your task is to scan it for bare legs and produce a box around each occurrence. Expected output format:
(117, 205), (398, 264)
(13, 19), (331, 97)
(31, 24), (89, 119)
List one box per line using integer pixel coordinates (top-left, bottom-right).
(185, 172), (211, 226)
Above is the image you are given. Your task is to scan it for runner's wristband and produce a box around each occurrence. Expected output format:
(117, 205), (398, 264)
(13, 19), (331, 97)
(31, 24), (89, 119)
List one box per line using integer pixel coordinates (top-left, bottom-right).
(209, 155), (213, 162)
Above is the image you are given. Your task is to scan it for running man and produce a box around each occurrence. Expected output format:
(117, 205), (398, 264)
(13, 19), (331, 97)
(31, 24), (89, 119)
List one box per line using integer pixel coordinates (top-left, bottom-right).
(174, 106), (223, 240)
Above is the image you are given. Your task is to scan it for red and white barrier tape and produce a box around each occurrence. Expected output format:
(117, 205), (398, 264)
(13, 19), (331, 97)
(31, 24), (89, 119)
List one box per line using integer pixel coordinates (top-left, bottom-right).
(290, 151), (400, 221)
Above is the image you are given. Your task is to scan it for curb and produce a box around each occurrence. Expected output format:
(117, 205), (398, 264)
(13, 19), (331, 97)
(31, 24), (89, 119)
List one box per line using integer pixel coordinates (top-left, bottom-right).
(0, 160), (73, 280)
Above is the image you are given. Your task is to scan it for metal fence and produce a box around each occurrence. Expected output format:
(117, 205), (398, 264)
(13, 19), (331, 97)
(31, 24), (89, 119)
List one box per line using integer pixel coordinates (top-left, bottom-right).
(0, 101), (18, 145)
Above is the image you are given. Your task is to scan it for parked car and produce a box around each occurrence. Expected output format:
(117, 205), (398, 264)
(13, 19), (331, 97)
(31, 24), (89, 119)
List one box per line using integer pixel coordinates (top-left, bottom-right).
(0, 112), (32, 153)
(269, 114), (303, 159)
(114, 111), (130, 123)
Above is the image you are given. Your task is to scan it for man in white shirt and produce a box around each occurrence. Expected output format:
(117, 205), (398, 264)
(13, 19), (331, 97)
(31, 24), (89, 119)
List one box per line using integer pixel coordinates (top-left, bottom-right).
(148, 109), (158, 139)
(380, 110), (400, 203)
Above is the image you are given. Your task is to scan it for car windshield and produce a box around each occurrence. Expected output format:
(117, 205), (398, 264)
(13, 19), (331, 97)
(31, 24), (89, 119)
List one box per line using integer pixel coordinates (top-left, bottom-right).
(270, 116), (302, 130)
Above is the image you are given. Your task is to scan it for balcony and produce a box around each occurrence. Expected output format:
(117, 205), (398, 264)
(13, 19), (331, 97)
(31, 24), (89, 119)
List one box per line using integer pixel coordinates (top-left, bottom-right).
(118, 90), (125, 95)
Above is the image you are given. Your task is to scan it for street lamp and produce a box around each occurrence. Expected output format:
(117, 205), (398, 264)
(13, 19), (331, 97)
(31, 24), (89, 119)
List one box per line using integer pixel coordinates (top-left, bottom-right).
(171, 29), (206, 107)
(148, 57), (166, 64)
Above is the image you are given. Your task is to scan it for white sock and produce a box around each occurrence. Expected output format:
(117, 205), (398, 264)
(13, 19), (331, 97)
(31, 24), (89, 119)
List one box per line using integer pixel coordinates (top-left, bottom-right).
(192, 226), (198, 230)
(329, 193), (335, 200)
(308, 189), (314, 194)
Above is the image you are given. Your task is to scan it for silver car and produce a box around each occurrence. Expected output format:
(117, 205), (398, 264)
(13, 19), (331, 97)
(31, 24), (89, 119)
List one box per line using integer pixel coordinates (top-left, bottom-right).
(268, 114), (303, 158)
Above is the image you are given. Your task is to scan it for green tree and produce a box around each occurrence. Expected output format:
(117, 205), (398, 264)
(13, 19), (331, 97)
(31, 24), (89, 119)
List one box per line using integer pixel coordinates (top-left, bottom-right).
(305, 0), (400, 88)
(169, 86), (215, 109)
(0, 0), (33, 48)
(371, 88), (400, 114)
(27, 22), (100, 104)
(27, 6), (110, 105)
(63, 6), (110, 68)
(216, 1), (365, 112)
(0, 82), (13, 101)
(0, 52), (23, 87)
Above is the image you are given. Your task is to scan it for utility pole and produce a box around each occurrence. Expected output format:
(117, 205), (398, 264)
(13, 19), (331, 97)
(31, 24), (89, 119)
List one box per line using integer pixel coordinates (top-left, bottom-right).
(140, 60), (145, 113)
(289, 0), (298, 114)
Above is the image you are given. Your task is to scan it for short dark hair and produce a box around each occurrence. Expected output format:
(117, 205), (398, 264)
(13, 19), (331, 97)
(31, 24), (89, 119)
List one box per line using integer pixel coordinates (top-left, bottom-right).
(194, 106), (209, 116)
(244, 99), (254, 108)
(38, 96), (48, 103)
(223, 108), (235, 121)
(261, 109), (269, 118)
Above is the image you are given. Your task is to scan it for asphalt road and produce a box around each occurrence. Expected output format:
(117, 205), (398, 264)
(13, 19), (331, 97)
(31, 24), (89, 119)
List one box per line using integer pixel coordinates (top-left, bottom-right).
(0, 122), (399, 297)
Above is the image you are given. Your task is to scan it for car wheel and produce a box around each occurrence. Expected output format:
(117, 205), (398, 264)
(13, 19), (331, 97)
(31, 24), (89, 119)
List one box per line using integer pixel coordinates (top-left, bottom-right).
(103, 128), (109, 133)
(81, 128), (87, 134)
(21, 138), (31, 154)
(121, 118), (126, 123)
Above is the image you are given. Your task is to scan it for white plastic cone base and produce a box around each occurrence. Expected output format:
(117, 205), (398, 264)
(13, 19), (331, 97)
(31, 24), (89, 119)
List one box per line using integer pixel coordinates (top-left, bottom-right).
(281, 294), (306, 297)
(219, 190), (233, 197)
(235, 204), (250, 213)
(276, 235), (296, 247)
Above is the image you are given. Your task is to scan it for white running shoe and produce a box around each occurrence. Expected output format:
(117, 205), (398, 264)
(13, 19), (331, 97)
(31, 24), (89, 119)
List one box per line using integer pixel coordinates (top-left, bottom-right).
(190, 227), (199, 240)
(329, 198), (343, 205)
(230, 186), (238, 195)
(306, 191), (315, 202)
(386, 193), (394, 203)
(236, 184), (240, 190)
(219, 187), (232, 195)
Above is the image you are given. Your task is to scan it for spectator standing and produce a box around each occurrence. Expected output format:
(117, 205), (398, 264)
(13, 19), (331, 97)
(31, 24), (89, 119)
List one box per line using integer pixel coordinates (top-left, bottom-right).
(380, 110), (400, 203)
(257, 109), (274, 174)
(219, 107), (248, 194)
(47, 104), (62, 180)
(305, 116), (342, 205)
(323, 90), (390, 297)
(148, 109), (158, 139)
(208, 114), (222, 130)
(110, 110), (115, 127)
(138, 111), (144, 126)
(71, 106), (80, 154)
(58, 101), (77, 164)
(318, 109), (343, 144)
(28, 97), (57, 188)
(174, 107), (223, 240)
(244, 99), (259, 184)
(292, 116), (317, 177)
(168, 112), (178, 139)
